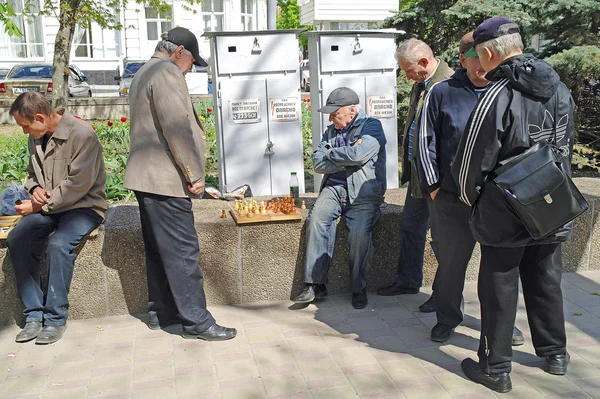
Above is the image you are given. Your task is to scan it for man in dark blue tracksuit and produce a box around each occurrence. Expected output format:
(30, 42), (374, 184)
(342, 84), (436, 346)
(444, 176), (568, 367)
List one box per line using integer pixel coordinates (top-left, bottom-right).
(415, 32), (522, 344)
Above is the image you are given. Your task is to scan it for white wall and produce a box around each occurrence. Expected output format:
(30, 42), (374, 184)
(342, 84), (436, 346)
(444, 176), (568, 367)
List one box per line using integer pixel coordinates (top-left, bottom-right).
(301, 0), (398, 26)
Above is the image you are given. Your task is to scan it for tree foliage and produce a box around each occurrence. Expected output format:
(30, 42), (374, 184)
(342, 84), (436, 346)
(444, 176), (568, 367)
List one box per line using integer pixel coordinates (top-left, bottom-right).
(0, 2), (23, 36)
(276, 0), (311, 47)
(384, 0), (599, 60)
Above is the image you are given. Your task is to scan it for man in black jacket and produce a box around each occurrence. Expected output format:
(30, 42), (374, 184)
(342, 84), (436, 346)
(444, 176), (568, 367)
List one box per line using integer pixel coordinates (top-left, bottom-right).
(452, 17), (575, 393)
(415, 32), (522, 345)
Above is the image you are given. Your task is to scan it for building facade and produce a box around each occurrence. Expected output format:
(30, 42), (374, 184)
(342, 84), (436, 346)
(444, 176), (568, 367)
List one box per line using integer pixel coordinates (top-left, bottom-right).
(299, 0), (398, 30)
(0, 0), (268, 84)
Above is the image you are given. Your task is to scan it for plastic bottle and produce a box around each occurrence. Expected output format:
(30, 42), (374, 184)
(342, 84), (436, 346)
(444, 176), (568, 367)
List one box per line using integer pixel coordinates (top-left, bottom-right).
(289, 172), (299, 201)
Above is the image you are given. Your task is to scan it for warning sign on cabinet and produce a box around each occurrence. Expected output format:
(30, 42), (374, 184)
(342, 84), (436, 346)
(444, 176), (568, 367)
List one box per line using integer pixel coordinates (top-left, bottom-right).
(230, 99), (261, 124)
(269, 97), (299, 121)
(367, 96), (395, 118)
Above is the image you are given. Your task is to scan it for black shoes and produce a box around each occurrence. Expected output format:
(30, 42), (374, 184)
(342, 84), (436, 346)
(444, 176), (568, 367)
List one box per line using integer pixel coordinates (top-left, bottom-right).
(183, 323), (237, 341)
(512, 327), (524, 346)
(376, 282), (419, 296)
(15, 322), (43, 343)
(461, 358), (512, 393)
(36, 325), (66, 345)
(419, 296), (436, 313)
(352, 289), (368, 309)
(431, 323), (455, 342)
(148, 317), (181, 331)
(292, 284), (327, 303)
(546, 351), (570, 375)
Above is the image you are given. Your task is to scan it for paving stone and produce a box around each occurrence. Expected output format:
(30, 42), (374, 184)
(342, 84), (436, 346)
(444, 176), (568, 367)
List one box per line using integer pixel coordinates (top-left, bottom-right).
(261, 373), (307, 397)
(521, 372), (583, 396)
(346, 371), (397, 394)
(297, 359), (345, 381)
(87, 374), (132, 397)
(0, 374), (48, 397)
(400, 386), (451, 399)
(310, 386), (359, 399)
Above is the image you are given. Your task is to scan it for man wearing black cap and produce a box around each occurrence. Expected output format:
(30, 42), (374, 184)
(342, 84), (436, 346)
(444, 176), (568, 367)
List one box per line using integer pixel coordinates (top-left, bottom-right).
(452, 17), (574, 392)
(125, 27), (236, 341)
(292, 87), (387, 309)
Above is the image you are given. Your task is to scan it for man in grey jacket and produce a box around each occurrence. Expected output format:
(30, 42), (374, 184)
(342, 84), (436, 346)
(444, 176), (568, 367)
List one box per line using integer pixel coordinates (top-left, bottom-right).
(292, 87), (386, 309)
(8, 92), (107, 344)
(125, 27), (235, 341)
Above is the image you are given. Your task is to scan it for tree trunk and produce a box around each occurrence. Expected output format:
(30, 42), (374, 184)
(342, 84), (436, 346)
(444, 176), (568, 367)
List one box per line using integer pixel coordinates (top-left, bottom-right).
(51, 0), (81, 109)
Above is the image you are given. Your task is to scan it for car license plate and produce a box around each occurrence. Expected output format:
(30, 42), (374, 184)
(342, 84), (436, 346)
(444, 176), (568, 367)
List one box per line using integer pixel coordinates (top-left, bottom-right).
(13, 87), (39, 93)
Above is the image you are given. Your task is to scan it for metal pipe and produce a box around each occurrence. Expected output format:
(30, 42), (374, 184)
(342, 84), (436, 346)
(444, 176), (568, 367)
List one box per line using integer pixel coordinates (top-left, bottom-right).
(267, 0), (276, 30)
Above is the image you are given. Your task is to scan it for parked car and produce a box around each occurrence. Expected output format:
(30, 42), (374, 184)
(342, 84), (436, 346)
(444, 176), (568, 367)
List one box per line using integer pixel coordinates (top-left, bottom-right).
(0, 63), (92, 98)
(115, 61), (145, 97)
(300, 59), (310, 92)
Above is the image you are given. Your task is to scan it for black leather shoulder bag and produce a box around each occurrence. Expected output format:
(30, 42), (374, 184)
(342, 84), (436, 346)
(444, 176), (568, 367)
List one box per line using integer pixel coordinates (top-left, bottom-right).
(492, 98), (589, 239)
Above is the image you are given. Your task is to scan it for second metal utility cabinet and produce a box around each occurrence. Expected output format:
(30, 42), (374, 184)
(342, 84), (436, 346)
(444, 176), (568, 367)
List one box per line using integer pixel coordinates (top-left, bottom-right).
(305, 30), (400, 190)
(205, 30), (305, 197)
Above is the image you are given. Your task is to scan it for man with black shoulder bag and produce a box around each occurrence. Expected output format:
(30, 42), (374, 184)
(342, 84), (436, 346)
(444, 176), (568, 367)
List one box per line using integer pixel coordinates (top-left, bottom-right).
(451, 17), (586, 393)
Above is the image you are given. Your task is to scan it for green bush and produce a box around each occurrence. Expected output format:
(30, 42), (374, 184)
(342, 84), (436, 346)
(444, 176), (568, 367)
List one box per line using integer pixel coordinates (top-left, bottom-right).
(0, 135), (29, 190)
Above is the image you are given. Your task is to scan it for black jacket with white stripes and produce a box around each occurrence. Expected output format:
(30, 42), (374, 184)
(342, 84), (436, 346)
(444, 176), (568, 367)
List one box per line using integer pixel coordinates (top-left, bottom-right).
(415, 68), (487, 195)
(451, 53), (575, 247)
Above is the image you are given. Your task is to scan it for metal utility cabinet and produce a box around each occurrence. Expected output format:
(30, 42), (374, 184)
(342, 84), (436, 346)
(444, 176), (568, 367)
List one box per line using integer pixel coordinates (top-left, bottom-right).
(305, 30), (400, 190)
(205, 30), (305, 196)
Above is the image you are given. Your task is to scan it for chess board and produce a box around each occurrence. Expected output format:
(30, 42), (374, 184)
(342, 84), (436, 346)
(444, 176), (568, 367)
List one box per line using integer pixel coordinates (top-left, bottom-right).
(229, 200), (302, 225)
(0, 215), (22, 240)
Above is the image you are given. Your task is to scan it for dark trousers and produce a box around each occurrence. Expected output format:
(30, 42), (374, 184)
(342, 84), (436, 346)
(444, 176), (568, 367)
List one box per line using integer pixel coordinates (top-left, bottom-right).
(396, 184), (439, 288)
(7, 208), (103, 326)
(304, 185), (380, 293)
(135, 191), (215, 334)
(430, 190), (476, 327)
(478, 243), (566, 374)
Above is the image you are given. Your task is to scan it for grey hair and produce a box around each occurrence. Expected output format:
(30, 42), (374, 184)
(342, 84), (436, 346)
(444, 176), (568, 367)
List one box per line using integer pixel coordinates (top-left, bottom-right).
(395, 38), (434, 63)
(155, 40), (179, 55)
(475, 33), (524, 59)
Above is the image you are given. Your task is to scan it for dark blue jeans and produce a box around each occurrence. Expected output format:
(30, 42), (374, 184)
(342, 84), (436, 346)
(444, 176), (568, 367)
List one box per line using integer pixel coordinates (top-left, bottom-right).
(304, 185), (380, 293)
(396, 185), (439, 288)
(7, 208), (103, 326)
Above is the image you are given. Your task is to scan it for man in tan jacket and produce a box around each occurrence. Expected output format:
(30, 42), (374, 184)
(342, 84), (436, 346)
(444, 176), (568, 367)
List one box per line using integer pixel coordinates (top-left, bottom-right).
(7, 92), (107, 344)
(125, 27), (235, 341)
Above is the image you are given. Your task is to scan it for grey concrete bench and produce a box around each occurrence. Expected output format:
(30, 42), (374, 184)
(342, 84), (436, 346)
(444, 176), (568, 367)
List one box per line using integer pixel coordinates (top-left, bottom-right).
(1, 178), (599, 325)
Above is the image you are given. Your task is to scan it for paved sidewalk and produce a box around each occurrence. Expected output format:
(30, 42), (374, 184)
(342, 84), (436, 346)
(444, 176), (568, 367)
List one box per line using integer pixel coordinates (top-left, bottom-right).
(1, 271), (600, 399)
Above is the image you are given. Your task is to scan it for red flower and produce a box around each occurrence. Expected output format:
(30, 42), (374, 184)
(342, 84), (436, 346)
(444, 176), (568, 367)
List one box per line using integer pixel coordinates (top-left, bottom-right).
(207, 107), (212, 113)
(120, 117), (127, 123)
(107, 121), (113, 127)
(92, 126), (96, 131)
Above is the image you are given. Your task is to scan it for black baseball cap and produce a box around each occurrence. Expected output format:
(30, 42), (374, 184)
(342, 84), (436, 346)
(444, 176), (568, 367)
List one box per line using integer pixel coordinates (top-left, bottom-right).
(473, 17), (521, 46)
(164, 27), (208, 67)
(318, 87), (360, 113)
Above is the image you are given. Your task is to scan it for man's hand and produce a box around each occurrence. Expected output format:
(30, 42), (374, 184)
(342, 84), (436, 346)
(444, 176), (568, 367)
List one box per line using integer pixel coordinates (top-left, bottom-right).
(31, 187), (51, 206)
(188, 180), (205, 196)
(14, 200), (42, 216)
(430, 188), (440, 200)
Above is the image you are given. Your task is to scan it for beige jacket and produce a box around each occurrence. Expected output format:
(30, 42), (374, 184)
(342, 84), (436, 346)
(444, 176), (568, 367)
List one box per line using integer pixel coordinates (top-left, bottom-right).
(24, 110), (108, 217)
(124, 52), (207, 198)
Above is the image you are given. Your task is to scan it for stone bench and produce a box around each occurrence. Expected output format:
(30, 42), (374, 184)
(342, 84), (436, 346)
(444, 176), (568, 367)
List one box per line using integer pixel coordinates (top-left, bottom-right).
(1, 178), (599, 325)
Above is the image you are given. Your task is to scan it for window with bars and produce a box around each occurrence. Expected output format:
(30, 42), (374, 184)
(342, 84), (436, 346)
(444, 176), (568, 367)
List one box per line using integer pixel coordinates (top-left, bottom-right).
(240, 0), (255, 31)
(202, 0), (225, 32)
(0, 0), (43, 58)
(146, 7), (173, 41)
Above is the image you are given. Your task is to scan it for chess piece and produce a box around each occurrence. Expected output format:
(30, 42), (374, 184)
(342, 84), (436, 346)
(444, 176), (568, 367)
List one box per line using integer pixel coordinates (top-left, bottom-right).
(301, 200), (306, 210)
(220, 210), (227, 219)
